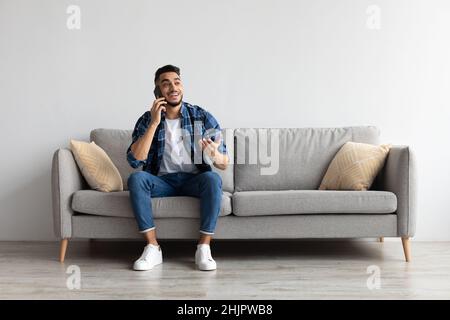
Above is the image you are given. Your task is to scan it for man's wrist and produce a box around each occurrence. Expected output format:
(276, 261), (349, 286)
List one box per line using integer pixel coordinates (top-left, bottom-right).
(149, 121), (159, 130)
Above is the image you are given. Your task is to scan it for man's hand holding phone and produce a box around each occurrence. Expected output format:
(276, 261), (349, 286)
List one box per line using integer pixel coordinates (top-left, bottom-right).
(150, 97), (167, 127)
(130, 98), (166, 160)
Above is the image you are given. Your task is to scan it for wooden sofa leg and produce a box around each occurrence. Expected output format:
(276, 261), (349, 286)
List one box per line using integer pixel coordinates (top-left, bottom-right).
(401, 237), (411, 262)
(379, 237), (384, 242)
(59, 239), (68, 263)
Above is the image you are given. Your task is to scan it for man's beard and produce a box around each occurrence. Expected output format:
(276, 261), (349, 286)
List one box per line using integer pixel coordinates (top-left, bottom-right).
(166, 94), (183, 107)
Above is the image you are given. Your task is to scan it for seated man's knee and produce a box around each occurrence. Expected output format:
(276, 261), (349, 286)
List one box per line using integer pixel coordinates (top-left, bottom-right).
(202, 171), (222, 188)
(128, 171), (151, 189)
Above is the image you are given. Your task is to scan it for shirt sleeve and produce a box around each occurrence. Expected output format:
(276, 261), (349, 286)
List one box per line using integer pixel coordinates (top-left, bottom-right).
(127, 112), (151, 169)
(203, 110), (228, 157)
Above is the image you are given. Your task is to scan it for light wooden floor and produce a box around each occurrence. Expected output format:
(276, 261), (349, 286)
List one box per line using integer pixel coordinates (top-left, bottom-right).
(0, 240), (449, 299)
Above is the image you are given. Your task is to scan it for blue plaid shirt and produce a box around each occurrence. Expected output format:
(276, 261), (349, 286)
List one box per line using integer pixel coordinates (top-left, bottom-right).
(127, 101), (227, 175)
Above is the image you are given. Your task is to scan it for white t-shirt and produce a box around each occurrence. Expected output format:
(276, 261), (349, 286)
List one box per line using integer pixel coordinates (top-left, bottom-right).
(157, 118), (200, 176)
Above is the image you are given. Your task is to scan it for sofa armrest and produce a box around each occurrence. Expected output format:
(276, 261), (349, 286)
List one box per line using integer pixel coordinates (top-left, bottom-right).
(375, 145), (417, 237)
(51, 148), (87, 239)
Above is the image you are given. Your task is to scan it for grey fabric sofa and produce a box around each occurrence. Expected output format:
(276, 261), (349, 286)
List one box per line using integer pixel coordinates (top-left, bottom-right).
(52, 126), (416, 263)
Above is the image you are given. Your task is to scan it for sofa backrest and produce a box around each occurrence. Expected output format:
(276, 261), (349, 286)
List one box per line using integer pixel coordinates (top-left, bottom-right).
(90, 126), (379, 193)
(90, 128), (235, 192)
(234, 126), (380, 191)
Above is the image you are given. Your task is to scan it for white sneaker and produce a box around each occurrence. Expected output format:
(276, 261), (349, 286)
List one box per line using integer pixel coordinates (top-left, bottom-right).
(133, 244), (163, 271)
(195, 244), (217, 271)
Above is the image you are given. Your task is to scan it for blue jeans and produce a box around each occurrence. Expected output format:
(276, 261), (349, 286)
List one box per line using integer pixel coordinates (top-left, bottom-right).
(128, 171), (223, 235)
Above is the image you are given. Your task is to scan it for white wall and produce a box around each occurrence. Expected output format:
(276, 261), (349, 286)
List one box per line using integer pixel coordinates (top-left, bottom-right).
(1, 0), (449, 240)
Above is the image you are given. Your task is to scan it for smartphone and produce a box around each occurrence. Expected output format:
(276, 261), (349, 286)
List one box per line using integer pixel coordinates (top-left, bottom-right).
(153, 86), (162, 98)
(153, 86), (166, 117)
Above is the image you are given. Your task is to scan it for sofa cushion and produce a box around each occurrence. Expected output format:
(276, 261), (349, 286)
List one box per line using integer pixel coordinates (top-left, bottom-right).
(69, 140), (123, 192)
(232, 190), (397, 217)
(72, 190), (232, 218)
(90, 129), (138, 191)
(90, 128), (234, 192)
(234, 126), (380, 191)
(319, 141), (391, 191)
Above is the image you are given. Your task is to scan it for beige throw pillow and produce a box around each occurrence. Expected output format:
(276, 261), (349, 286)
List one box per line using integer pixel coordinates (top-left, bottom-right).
(319, 141), (391, 191)
(70, 139), (123, 192)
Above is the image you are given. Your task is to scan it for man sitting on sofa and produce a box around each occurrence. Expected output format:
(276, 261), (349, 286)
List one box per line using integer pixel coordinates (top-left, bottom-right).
(126, 65), (229, 271)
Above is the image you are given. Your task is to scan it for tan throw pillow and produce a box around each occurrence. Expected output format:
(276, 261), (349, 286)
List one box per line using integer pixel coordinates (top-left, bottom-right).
(70, 139), (123, 192)
(319, 141), (391, 191)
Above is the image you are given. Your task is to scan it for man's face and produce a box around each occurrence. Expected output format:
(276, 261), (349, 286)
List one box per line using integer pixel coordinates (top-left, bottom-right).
(157, 72), (184, 107)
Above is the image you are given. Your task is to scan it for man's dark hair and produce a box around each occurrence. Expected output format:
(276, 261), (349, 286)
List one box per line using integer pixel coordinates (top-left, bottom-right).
(154, 65), (180, 83)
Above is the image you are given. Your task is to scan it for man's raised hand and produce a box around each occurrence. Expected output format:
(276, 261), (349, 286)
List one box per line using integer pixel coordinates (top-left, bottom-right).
(150, 98), (167, 127)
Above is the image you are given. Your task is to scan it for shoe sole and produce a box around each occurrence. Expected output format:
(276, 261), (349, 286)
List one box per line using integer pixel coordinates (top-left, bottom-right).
(198, 266), (216, 271)
(195, 260), (217, 271)
(133, 258), (163, 271)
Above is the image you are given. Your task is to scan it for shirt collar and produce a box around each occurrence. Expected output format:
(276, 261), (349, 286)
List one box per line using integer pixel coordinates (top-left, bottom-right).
(160, 101), (187, 122)
(180, 101), (189, 119)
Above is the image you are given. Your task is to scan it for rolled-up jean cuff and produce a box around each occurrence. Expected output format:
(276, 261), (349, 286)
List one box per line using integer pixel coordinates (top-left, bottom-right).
(139, 226), (155, 233)
(200, 230), (214, 235)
